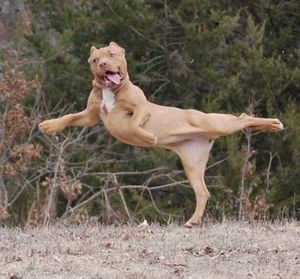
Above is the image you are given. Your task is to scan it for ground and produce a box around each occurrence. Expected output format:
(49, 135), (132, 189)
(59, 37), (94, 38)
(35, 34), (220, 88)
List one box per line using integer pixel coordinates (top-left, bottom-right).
(0, 221), (299, 279)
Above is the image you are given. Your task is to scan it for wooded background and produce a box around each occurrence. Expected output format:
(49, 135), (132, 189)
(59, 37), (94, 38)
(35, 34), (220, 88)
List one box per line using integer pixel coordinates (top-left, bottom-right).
(0, 0), (299, 226)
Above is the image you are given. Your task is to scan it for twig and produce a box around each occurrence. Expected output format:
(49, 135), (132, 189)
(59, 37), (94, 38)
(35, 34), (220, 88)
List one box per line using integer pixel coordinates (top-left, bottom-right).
(111, 173), (131, 219)
(43, 138), (68, 225)
(263, 152), (275, 199)
(61, 189), (104, 219)
(206, 157), (229, 170)
(118, 188), (131, 219)
(239, 129), (252, 220)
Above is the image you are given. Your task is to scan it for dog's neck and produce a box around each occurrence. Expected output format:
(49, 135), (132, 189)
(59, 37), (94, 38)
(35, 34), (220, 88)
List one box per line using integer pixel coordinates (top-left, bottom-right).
(93, 78), (131, 114)
(101, 88), (115, 113)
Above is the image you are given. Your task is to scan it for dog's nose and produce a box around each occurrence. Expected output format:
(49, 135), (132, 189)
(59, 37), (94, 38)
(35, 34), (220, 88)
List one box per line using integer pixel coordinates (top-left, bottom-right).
(99, 60), (107, 68)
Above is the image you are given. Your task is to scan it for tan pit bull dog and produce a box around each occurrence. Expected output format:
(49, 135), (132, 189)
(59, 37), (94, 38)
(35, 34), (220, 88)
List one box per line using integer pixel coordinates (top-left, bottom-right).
(39, 42), (284, 227)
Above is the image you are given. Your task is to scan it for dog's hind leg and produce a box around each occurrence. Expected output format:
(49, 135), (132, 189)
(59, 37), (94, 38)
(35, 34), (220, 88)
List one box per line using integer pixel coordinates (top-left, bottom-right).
(187, 110), (284, 138)
(171, 136), (214, 228)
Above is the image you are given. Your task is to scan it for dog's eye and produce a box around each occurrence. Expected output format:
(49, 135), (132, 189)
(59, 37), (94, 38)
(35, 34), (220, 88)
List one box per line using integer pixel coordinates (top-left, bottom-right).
(93, 58), (98, 63)
(109, 52), (116, 57)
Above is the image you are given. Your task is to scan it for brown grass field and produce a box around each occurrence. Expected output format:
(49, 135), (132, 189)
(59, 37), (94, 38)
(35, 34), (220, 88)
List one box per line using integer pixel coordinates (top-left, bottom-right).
(0, 221), (299, 279)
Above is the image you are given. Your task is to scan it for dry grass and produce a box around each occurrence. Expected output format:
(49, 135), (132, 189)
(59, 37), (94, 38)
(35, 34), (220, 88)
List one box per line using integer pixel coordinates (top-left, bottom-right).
(0, 220), (299, 279)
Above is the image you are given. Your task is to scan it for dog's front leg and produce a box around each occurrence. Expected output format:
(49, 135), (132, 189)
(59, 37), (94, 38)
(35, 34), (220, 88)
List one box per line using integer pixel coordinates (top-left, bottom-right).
(130, 105), (157, 145)
(39, 90), (101, 133)
(39, 109), (99, 133)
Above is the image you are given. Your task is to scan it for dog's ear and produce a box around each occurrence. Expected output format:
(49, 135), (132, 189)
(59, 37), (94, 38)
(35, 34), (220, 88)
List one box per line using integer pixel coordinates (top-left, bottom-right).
(88, 46), (97, 63)
(90, 46), (97, 56)
(109, 41), (120, 47)
(109, 42), (125, 54)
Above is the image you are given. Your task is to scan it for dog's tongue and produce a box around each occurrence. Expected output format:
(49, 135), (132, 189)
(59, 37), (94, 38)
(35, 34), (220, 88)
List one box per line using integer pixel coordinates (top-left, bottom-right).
(106, 72), (121, 85)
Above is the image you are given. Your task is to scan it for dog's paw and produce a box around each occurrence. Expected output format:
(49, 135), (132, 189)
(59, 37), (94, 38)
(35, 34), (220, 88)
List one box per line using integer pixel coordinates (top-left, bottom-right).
(39, 119), (65, 133)
(184, 220), (200, 228)
(273, 119), (284, 131)
(266, 119), (284, 132)
(152, 135), (158, 145)
(147, 134), (157, 146)
(140, 132), (157, 146)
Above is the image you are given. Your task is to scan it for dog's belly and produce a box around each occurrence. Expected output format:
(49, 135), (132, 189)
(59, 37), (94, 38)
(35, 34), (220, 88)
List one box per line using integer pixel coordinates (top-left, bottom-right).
(100, 103), (210, 147)
(144, 103), (209, 145)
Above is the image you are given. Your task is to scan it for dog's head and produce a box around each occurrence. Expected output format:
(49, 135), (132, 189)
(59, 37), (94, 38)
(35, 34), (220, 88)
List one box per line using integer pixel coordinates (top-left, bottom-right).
(88, 42), (128, 89)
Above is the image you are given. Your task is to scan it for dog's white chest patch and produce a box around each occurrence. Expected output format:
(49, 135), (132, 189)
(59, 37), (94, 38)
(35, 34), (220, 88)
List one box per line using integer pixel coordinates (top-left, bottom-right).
(101, 88), (115, 113)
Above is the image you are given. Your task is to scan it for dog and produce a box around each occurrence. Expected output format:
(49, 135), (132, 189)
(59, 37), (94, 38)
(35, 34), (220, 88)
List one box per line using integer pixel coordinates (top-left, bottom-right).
(39, 42), (284, 227)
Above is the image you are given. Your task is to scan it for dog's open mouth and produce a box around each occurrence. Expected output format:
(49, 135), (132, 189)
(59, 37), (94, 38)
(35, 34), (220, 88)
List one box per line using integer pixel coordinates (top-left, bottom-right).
(103, 71), (123, 86)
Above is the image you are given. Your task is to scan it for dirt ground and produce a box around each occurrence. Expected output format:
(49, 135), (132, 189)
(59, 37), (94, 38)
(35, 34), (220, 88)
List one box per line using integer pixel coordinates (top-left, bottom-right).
(0, 220), (299, 279)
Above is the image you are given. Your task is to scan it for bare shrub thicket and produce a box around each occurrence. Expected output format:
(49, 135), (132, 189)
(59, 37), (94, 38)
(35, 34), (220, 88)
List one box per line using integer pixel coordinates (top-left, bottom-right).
(0, 60), (41, 224)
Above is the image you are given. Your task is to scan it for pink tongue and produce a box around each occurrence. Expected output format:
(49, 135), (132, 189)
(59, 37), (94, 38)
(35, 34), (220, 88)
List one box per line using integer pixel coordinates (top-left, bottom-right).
(106, 73), (121, 85)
